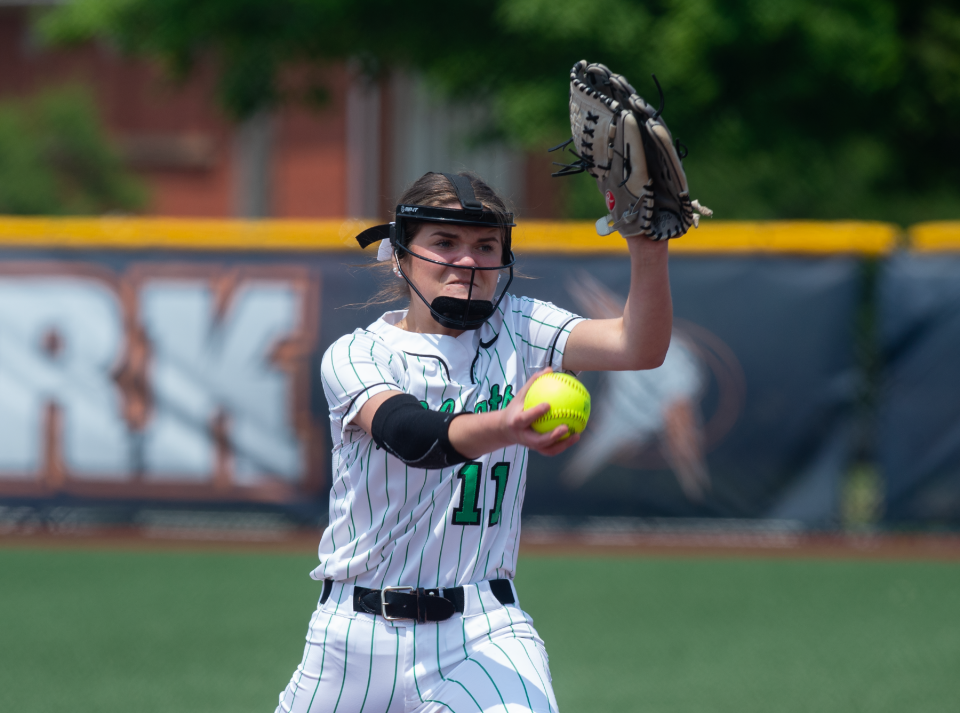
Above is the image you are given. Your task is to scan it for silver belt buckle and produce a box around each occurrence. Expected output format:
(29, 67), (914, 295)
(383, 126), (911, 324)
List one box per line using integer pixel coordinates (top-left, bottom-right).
(380, 585), (415, 621)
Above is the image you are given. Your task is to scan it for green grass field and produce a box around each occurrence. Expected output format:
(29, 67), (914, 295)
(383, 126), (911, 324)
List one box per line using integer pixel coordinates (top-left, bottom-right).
(0, 546), (957, 713)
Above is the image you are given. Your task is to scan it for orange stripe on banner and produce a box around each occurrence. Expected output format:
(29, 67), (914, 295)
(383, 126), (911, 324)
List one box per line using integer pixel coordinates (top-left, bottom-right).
(908, 222), (960, 252)
(0, 217), (898, 255)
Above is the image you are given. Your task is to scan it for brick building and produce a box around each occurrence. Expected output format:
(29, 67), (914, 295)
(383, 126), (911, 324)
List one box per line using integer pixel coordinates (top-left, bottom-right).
(0, 2), (561, 220)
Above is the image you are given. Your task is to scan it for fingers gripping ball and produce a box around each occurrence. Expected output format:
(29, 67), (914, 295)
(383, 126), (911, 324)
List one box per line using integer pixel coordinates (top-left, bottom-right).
(524, 373), (591, 439)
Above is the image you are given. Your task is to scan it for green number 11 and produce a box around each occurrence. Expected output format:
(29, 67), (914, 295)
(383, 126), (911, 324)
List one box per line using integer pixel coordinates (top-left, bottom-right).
(451, 461), (511, 527)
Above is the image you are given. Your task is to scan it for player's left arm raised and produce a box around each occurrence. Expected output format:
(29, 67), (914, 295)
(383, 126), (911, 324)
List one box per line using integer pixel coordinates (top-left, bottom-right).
(554, 61), (714, 374)
(562, 237), (672, 373)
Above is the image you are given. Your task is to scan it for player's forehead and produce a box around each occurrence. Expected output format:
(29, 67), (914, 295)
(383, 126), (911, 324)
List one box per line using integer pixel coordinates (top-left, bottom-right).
(412, 202), (503, 244)
(415, 221), (502, 244)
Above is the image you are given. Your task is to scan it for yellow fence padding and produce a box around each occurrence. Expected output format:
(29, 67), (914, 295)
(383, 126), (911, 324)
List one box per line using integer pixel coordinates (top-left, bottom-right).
(513, 220), (898, 255)
(908, 222), (960, 252)
(0, 216), (898, 255)
(0, 217), (378, 251)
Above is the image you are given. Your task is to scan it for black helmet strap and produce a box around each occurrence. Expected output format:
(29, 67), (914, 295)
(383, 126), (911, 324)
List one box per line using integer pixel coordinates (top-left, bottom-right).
(432, 172), (484, 212)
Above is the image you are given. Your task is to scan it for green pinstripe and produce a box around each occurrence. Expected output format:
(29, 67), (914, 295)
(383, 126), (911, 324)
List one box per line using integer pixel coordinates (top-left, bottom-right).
(508, 480), (528, 576)
(415, 485), (440, 587)
(514, 332), (563, 353)
(496, 302), (527, 375)
(499, 446), (526, 573)
(467, 456), (491, 580)
(330, 617), (354, 713)
(371, 449), (392, 575)
(464, 656), (508, 713)
(520, 312), (571, 329)
(444, 676), (485, 713)
(327, 338), (351, 408)
(382, 626), (401, 713)
(317, 369), (343, 555)
(378, 462), (407, 588)
(356, 618), (377, 713)
(492, 348), (509, 384)
(437, 620), (444, 681)
(362, 441), (376, 566)
(342, 338), (366, 541)
(502, 597), (554, 713)
(411, 623), (463, 713)
(462, 599), (470, 659)
(435, 470), (454, 588)
(397, 468), (428, 585)
(468, 448), (508, 581)
(492, 641), (533, 711)
(344, 441), (373, 579)
(345, 334), (365, 390)
(516, 295), (576, 323)
(303, 609), (337, 713)
(283, 608), (319, 712)
(437, 349), (450, 406)
(477, 587), (531, 711)
(417, 355), (428, 402)
(459, 585), (510, 713)
(412, 622), (425, 702)
(345, 440), (375, 575)
(476, 371), (492, 410)
(453, 512), (468, 583)
(366, 332), (388, 382)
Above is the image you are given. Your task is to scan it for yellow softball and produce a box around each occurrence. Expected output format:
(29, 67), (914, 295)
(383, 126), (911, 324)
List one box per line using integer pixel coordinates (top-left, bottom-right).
(523, 372), (591, 438)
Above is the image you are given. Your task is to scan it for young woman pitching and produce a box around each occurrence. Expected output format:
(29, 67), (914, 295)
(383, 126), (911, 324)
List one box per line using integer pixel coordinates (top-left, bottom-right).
(275, 170), (672, 713)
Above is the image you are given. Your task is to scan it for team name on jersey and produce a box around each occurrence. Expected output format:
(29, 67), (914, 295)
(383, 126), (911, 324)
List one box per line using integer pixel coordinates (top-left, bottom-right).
(417, 383), (515, 414)
(472, 383), (515, 413)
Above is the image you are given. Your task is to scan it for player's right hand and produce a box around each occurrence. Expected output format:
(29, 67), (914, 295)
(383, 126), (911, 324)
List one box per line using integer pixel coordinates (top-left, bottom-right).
(500, 368), (582, 457)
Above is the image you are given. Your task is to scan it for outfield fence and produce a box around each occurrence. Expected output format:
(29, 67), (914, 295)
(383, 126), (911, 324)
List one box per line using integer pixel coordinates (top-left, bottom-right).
(0, 218), (957, 528)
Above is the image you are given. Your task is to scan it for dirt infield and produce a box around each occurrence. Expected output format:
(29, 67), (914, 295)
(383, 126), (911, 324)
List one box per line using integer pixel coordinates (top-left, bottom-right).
(3, 525), (960, 561)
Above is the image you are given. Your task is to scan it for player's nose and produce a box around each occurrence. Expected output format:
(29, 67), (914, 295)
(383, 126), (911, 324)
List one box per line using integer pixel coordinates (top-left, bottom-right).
(449, 251), (479, 268)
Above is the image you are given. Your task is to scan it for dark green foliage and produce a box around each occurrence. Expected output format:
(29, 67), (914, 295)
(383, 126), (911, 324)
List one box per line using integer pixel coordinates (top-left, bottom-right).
(37, 0), (960, 222)
(0, 87), (145, 215)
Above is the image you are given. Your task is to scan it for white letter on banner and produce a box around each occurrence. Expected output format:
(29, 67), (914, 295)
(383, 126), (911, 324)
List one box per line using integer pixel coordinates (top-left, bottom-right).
(139, 280), (303, 484)
(0, 277), (129, 477)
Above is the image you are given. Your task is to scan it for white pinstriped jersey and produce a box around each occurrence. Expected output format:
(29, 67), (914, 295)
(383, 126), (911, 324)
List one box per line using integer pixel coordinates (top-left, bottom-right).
(313, 293), (584, 588)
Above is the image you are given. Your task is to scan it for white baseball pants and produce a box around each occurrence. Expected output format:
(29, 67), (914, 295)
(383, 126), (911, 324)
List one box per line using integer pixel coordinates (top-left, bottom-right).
(275, 580), (558, 713)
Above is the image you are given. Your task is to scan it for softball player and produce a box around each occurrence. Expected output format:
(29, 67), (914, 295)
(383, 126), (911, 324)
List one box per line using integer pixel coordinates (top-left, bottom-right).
(275, 171), (672, 712)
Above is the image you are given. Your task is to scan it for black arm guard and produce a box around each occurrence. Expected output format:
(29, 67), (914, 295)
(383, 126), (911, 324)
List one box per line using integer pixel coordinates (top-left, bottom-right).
(371, 394), (469, 469)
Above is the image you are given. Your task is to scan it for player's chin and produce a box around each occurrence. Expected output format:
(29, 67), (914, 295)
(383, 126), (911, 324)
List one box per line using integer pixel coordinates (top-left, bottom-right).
(441, 283), (495, 300)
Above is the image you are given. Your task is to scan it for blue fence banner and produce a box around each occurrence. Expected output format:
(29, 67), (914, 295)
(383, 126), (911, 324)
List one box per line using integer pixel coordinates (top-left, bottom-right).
(0, 242), (863, 526)
(879, 253), (960, 523)
(518, 256), (861, 525)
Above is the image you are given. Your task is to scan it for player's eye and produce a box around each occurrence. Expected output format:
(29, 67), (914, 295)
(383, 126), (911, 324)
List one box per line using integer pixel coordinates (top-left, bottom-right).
(435, 239), (454, 248)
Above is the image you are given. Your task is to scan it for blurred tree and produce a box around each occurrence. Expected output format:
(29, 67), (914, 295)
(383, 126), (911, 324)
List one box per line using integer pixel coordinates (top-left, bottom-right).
(37, 0), (960, 223)
(0, 87), (146, 215)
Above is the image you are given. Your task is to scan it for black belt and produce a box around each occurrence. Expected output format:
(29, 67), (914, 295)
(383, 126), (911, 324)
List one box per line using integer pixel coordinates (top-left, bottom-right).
(319, 578), (515, 623)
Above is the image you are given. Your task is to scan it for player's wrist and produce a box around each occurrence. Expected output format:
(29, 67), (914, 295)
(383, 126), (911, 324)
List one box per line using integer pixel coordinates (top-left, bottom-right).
(492, 408), (517, 449)
(626, 235), (670, 253)
(448, 410), (514, 459)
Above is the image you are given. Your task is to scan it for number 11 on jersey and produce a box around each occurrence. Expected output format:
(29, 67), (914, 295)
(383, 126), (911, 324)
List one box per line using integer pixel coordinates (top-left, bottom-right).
(451, 462), (510, 526)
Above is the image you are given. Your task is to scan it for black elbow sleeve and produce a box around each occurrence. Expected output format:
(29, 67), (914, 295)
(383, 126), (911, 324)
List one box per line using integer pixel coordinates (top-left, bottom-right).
(371, 394), (468, 469)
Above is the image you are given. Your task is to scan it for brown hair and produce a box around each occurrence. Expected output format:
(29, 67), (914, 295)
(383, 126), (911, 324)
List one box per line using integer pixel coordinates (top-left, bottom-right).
(362, 172), (513, 307)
